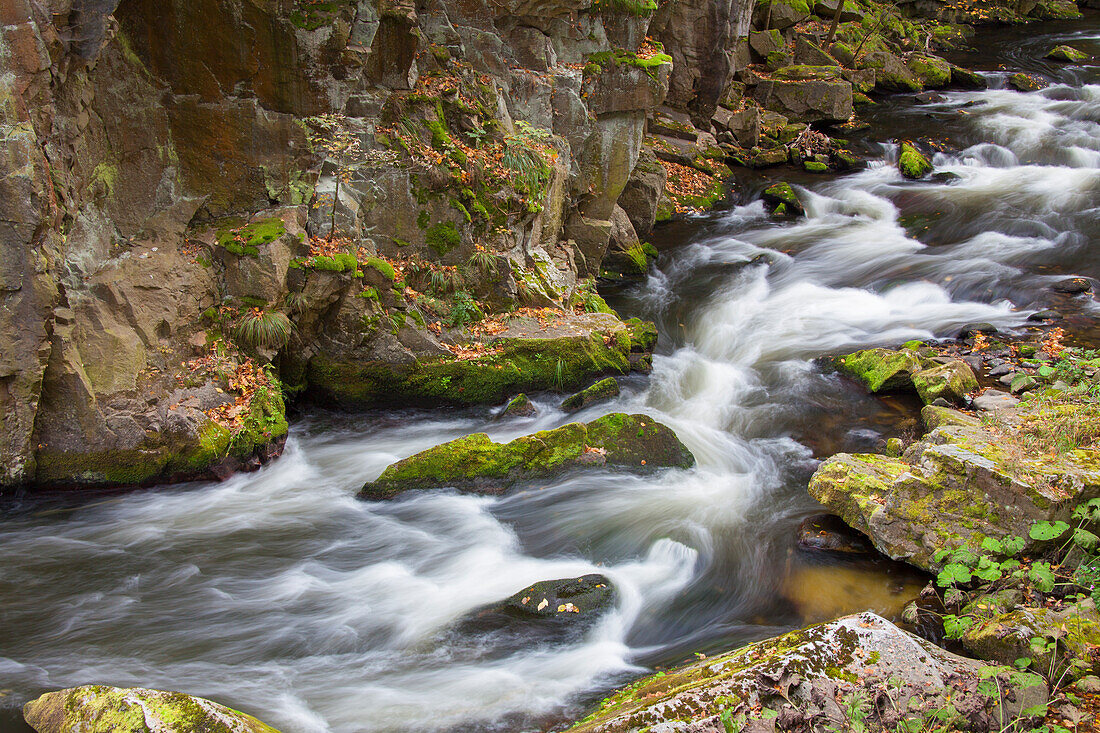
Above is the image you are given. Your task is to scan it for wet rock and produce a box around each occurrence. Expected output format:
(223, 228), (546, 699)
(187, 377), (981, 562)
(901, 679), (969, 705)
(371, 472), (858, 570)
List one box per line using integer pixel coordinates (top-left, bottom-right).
(499, 394), (537, 418)
(23, 685), (280, 733)
(797, 513), (875, 555)
(1028, 309), (1062, 321)
(1008, 73), (1048, 92)
(914, 91), (946, 104)
(808, 404), (1100, 572)
(561, 377), (620, 412)
(907, 54), (952, 88)
(930, 171), (961, 184)
(1052, 277), (1092, 294)
(898, 142), (934, 179)
(359, 413), (695, 497)
(502, 574), (616, 620)
(1046, 45), (1089, 63)
(834, 347), (921, 392)
(959, 322), (998, 338)
(950, 65), (989, 89)
(862, 50), (923, 92)
(761, 182), (805, 216)
(562, 612), (1047, 733)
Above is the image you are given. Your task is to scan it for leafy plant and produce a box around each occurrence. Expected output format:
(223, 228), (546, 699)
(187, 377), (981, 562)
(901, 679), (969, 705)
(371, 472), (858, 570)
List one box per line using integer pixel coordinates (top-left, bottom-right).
(448, 291), (481, 329)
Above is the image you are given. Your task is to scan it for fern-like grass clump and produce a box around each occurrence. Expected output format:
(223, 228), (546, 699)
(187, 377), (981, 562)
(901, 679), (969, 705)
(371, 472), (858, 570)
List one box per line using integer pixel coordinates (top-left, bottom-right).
(233, 309), (292, 350)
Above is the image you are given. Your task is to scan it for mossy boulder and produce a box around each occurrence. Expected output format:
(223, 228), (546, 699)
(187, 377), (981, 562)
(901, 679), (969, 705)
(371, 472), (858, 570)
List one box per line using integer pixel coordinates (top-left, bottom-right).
(962, 599), (1100, 681)
(761, 182), (804, 216)
(907, 55), (951, 88)
(23, 685), (281, 733)
(564, 612), (1046, 732)
(308, 313), (644, 407)
(1045, 45), (1088, 63)
(561, 377), (620, 412)
(862, 51), (923, 93)
(359, 413), (694, 497)
(808, 406), (1100, 572)
(911, 360), (978, 404)
(834, 347), (921, 392)
(502, 574), (616, 620)
(1008, 73), (1048, 92)
(500, 393), (537, 418)
(898, 142), (933, 179)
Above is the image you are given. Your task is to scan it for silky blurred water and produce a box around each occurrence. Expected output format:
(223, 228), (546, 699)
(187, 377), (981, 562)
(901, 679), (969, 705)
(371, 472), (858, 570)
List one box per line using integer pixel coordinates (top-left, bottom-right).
(2, 20), (1099, 733)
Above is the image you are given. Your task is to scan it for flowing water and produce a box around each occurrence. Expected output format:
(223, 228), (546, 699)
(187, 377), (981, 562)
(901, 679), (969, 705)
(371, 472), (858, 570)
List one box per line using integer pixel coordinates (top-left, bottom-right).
(3, 19), (1100, 733)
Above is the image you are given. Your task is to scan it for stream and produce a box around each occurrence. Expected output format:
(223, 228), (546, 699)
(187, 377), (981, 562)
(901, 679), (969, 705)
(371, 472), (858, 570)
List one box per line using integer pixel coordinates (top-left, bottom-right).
(2, 18), (1100, 733)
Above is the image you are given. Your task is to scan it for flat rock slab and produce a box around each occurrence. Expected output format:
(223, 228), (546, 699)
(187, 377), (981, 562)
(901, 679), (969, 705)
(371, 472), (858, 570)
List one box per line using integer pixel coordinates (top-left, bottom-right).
(359, 413), (695, 498)
(24, 685), (280, 733)
(564, 612), (1046, 732)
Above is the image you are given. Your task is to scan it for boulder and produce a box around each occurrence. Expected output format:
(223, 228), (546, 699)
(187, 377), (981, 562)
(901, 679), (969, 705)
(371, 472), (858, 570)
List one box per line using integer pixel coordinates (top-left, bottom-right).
(563, 612), (1047, 732)
(359, 412), (695, 497)
(834, 347), (921, 392)
(499, 393), (537, 418)
(862, 51), (923, 92)
(754, 0), (812, 29)
(950, 65), (988, 89)
(1045, 45), (1089, 62)
(1008, 73), (1048, 92)
(501, 574), (616, 620)
(907, 54), (952, 88)
(770, 64), (844, 81)
(618, 147), (668, 238)
(911, 360), (978, 404)
(961, 598), (1100, 681)
(23, 686), (280, 733)
(1052, 277), (1092, 294)
(971, 389), (1019, 412)
(898, 142), (933, 179)
(601, 205), (655, 281)
(793, 38), (836, 66)
(754, 79), (853, 123)
(713, 107), (762, 147)
(761, 182), (805, 215)
(808, 405), (1100, 571)
(814, 0), (864, 21)
(561, 377), (620, 411)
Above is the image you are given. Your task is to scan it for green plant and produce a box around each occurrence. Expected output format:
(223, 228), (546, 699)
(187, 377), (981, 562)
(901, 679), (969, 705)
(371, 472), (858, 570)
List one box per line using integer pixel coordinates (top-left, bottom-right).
(466, 249), (498, 278)
(233, 309), (292, 350)
(448, 291), (481, 329)
(828, 689), (870, 733)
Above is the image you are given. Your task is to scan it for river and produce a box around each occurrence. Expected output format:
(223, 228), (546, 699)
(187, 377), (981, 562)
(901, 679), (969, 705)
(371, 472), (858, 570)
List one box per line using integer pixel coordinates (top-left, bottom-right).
(2, 18), (1099, 733)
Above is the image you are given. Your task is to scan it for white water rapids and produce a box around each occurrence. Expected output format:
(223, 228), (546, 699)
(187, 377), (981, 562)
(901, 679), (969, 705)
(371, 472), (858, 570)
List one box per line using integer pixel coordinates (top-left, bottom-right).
(2, 25), (1099, 733)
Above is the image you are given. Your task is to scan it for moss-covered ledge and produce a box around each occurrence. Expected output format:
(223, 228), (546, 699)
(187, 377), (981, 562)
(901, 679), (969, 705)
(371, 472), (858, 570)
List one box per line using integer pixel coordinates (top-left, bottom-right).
(359, 413), (694, 498)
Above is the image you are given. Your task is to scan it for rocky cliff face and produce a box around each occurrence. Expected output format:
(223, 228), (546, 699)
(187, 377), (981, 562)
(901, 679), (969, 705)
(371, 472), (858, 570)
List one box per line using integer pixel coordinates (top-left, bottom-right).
(0, 0), (686, 488)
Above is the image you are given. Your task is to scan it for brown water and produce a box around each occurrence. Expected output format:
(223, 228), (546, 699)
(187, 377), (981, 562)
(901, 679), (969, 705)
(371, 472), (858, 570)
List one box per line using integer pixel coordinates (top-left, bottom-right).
(2, 18), (1100, 733)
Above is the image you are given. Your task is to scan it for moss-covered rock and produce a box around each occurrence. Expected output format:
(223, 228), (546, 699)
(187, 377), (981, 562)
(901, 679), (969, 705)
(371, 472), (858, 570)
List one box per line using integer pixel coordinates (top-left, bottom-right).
(907, 55), (951, 88)
(962, 599), (1100, 681)
(501, 574), (616, 620)
(808, 406), (1100, 571)
(308, 314), (640, 407)
(359, 412), (694, 497)
(911, 360), (978, 404)
(761, 182), (804, 216)
(1008, 73), (1048, 92)
(500, 393), (537, 418)
(834, 347), (920, 392)
(23, 685), (281, 733)
(563, 612), (1046, 732)
(1045, 45), (1088, 63)
(898, 142), (933, 179)
(561, 377), (620, 412)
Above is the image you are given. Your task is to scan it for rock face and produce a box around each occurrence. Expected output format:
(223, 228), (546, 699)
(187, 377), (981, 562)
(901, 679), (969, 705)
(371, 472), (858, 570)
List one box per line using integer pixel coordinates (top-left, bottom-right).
(564, 612), (1047, 732)
(23, 685), (280, 733)
(360, 412), (695, 497)
(0, 0), (681, 490)
(808, 405), (1100, 571)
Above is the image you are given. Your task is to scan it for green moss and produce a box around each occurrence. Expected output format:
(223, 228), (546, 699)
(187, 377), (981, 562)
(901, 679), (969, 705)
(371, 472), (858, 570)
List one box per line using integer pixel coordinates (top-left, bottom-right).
(591, 0), (658, 15)
(426, 221), (461, 255)
(364, 257), (395, 280)
(562, 377), (620, 411)
(836, 348), (921, 392)
(90, 162), (119, 198)
(898, 142), (933, 179)
(585, 49), (673, 81)
(216, 218), (286, 257)
(359, 287), (380, 300)
(907, 55), (951, 87)
(803, 160), (829, 172)
(360, 412), (693, 497)
(307, 252), (359, 272)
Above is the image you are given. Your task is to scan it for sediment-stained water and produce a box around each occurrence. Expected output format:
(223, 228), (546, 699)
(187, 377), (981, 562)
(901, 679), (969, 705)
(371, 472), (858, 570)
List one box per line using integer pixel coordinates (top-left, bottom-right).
(2, 21), (1098, 733)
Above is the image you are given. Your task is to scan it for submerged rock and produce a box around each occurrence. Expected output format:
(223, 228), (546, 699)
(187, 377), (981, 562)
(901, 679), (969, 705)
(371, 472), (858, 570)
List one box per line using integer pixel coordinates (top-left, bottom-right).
(796, 513), (875, 556)
(808, 405), (1100, 571)
(359, 413), (694, 498)
(1051, 276), (1093, 294)
(23, 685), (280, 733)
(563, 612), (1046, 732)
(561, 378), (620, 412)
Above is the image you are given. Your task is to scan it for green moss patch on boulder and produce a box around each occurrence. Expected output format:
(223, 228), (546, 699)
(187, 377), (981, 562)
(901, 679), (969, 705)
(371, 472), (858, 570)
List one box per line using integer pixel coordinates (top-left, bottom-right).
(215, 217), (286, 257)
(834, 347), (921, 392)
(359, 412), (694, 497)
(898, 142), (933, 179)
(761, 182), (804, 216)
(561, 377), (620, 412)
(23, 685), (281, 733)
(911, 360), (979, 404)
(1008, 73), (1048, 92)
(1045, 45), (1088, 63)
(499, 393), (537, 418)
(563, 612), (1046, 732)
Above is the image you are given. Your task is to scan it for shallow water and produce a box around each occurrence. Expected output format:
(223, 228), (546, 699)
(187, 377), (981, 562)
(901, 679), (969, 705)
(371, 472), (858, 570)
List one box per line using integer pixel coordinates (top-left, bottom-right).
(3, 19), (1100, 733)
